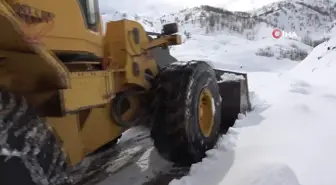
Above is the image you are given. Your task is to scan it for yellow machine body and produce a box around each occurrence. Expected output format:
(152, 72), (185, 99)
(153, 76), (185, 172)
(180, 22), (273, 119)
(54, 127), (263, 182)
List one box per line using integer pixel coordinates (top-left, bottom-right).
(0, 0), (181, 165)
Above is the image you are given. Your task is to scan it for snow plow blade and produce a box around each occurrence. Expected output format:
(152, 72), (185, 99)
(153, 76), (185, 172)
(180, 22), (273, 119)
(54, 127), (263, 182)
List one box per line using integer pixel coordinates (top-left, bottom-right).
(214, 69), (252, 133)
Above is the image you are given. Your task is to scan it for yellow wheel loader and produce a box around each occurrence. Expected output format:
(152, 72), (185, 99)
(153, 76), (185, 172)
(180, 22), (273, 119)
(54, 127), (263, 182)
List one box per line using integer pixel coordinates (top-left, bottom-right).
(0, 0), (251, 184)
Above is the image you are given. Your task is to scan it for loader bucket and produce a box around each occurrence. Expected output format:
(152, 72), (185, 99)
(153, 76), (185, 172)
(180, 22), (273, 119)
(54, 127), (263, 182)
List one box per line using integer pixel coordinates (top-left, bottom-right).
(214, 69), (251, 133)
(0, 1), (70, 93)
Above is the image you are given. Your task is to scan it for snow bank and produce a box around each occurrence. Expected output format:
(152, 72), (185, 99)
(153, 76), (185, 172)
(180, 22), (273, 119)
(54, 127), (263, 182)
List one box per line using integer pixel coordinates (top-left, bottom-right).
(223, 162), (300, 185)
(289, 34), (336, 88)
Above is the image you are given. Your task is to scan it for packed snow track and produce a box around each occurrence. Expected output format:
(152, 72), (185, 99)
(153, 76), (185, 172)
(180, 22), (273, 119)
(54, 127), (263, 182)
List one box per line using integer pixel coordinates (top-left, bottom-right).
(69, 127), (190, 185)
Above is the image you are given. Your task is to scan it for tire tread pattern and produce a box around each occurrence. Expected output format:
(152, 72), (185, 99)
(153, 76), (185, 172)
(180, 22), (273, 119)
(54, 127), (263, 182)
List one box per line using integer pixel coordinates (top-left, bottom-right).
(0, 89), (70, 185)
(151, 61), (221, 166)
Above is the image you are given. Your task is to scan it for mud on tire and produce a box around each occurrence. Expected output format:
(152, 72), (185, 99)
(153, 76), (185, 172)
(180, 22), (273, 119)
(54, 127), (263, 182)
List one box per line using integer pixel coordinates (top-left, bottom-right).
(0, 89), (70, 185)
(151, 61), (222, 166)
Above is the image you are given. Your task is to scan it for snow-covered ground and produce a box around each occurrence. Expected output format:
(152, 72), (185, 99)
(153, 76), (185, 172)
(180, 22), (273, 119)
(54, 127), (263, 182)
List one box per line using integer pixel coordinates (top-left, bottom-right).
(168, 30), (336, 185)
(171, 34), (301, 72)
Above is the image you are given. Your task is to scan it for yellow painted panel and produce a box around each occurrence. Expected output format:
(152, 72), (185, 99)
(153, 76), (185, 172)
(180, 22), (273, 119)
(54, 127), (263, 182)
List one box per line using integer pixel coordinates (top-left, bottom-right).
(47, 115), (84, 165)
(80, 106), (124, 154)
(61, 71), (113, 112)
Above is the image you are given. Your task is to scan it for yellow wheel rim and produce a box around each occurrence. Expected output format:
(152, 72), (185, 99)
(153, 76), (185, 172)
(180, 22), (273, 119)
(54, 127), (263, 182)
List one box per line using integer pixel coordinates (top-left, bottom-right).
(198, 88), (215, 137)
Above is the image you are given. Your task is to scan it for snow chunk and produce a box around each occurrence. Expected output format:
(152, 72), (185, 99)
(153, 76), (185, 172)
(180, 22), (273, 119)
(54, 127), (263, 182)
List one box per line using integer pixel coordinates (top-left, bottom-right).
(1, 148), (22, 157)
(219, 72), (245, 82)
(26, 127), (37, 138)
(211, 97), (215, 115)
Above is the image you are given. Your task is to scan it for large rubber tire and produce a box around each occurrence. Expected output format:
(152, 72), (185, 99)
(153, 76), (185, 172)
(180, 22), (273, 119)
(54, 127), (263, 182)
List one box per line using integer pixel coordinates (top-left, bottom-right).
(0, 89), (70, 185)
(151, 61), (222, 166)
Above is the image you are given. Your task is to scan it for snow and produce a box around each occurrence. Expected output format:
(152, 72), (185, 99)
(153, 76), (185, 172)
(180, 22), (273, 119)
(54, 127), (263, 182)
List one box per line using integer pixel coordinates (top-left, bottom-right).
(92, 128), (178, 185)
(171, 34), (301, 73)
(224, 163), (300, 185)
(211, 97), (216, 115)
(0, 148), (21, 157)
(219, 73), (245, 82)
(168, 29), (336, 185)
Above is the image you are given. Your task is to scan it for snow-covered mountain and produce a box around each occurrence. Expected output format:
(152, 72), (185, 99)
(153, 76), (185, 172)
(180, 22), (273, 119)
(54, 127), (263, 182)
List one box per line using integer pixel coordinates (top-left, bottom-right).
(98, 0), (296, 15)
(99, 0), (336, 71)
(254, 0), (336, 39)
(99, 0), (336, 39)
(157, 0), (336, 42)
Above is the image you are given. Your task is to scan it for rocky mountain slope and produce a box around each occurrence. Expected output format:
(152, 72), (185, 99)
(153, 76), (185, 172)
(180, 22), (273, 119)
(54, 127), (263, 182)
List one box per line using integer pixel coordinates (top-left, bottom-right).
(158, 0), (336, 43)
(255, 0), (336, 39)
(99, 0), (336, 70)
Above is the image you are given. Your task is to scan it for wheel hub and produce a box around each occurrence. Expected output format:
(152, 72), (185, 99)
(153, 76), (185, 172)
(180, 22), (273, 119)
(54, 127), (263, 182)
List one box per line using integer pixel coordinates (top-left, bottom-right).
(198, 88), (214, 137)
